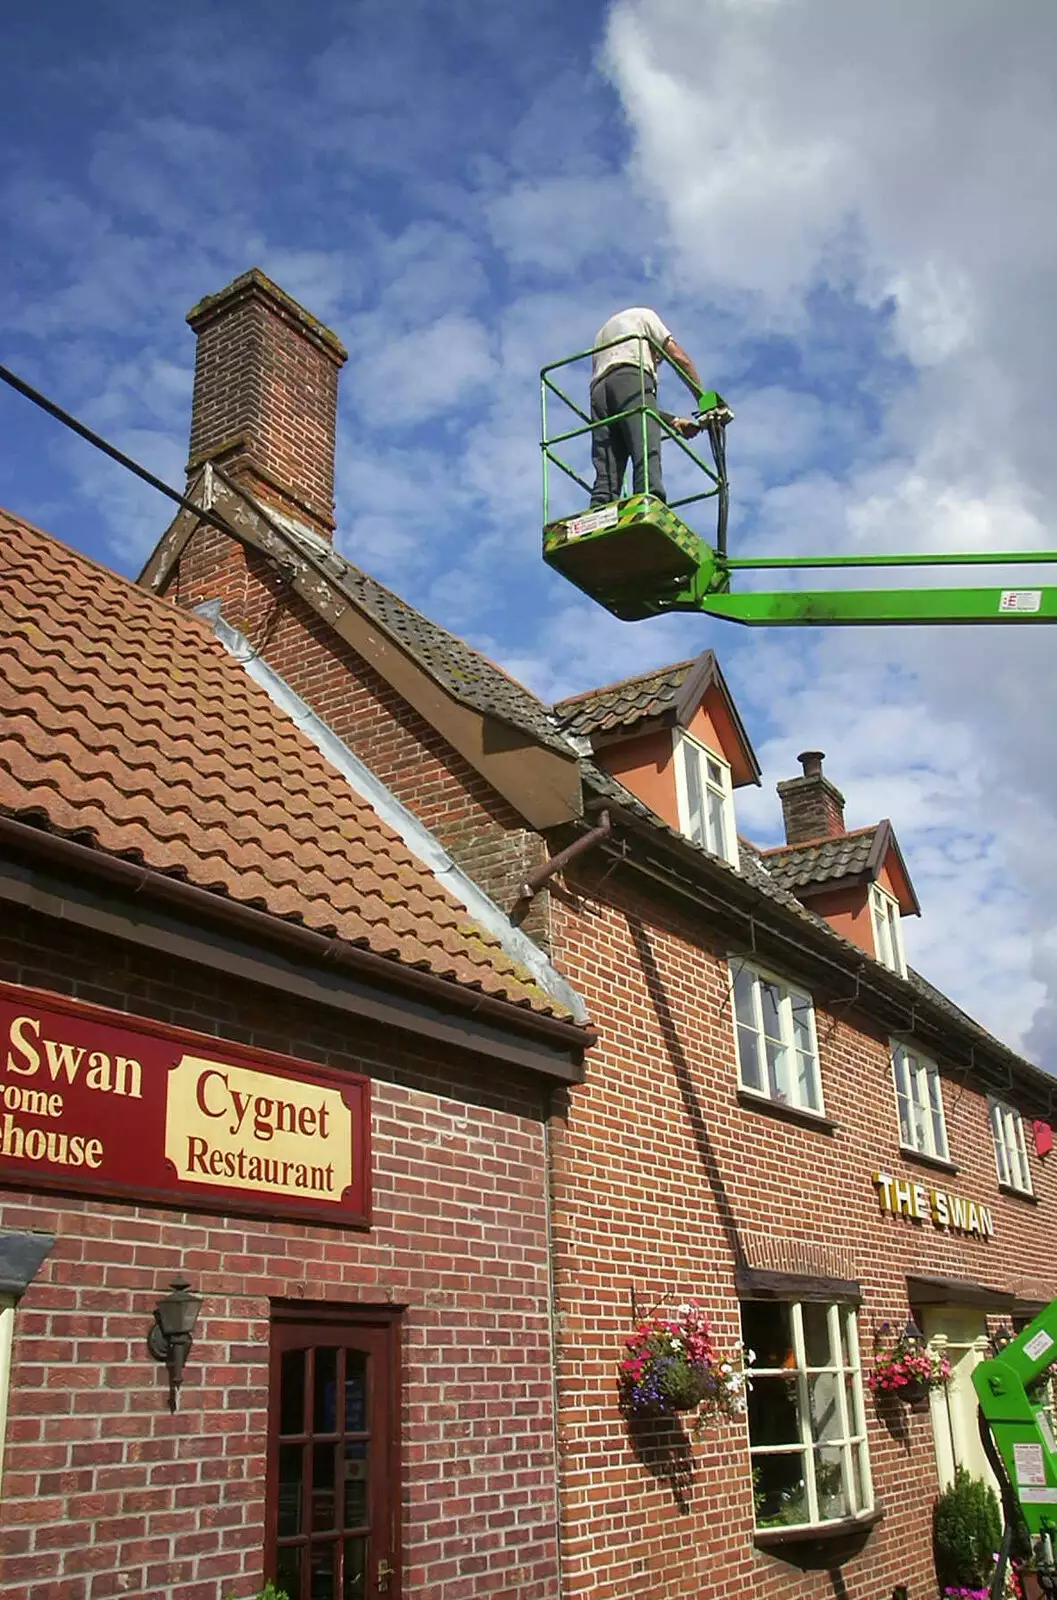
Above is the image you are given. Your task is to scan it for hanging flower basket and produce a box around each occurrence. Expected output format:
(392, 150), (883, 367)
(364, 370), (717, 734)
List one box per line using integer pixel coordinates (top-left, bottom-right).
(868, 1321), (951, 1402)
(619, 1298), (748, 1422)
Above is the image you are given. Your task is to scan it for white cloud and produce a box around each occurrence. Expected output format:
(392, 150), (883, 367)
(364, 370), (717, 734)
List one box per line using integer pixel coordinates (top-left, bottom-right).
(603, 0), (1057, 1057)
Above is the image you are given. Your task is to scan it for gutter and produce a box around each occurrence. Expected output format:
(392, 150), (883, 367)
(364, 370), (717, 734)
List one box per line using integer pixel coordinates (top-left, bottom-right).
(0, 813), (593, 1065)
(586, 804), (1056, 1117)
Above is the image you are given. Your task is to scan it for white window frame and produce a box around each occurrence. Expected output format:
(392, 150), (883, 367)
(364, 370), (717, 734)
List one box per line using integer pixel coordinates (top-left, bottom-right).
(0, 1294), (13, 1497)
(891, 1042), (950, 1162)
(731, 961), (825, 1116)
(989, 1098), (1033, 1195)
(673, 731), (738, 867)
(742, 1298), (874, 1530)
(870, 883), (906, 976)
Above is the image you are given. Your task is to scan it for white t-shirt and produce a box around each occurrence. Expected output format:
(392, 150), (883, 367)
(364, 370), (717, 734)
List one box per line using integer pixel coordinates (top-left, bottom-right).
(590, 308), (672, 385)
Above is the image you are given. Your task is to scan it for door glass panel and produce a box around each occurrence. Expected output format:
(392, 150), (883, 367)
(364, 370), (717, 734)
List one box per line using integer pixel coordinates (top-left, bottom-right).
(312, 1442), (337, 1531)
(278, 1443), (303, 1537)
(281, 1348), (306, 1435)
(344, 1354), (367, 1434)
(276, 1544), (301, 1598)
(344, 1440), (369, 1528)
(314, 1347), (338, 1433)
(310, 1541), (335, 1600)
(343, 1537), (367, 1600)
(272, 1325), (389, 1600)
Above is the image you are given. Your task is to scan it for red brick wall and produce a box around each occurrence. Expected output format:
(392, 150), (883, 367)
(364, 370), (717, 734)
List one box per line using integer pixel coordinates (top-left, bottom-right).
(547, 869), (1055, 1599)
(0, 904), (559, 1600)
(170, 530), (548, 936)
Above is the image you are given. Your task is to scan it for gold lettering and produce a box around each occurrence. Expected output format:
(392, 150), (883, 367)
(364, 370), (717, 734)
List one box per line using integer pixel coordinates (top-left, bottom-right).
(113, 1056), (142, 1099)
(43, 1039), (85, 1085)
(912, 1183), (928, 1220)
(873, 1171), (894, 1211)
(6, 1015), (41, 1076)
(932, 1189), (950, 1227)
(85, 1051), (112, 1092)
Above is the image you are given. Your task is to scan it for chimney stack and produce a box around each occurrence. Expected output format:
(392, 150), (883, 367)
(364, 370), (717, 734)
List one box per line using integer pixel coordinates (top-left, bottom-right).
(776, 750), (846, 845)
(185, 269), (347, 540)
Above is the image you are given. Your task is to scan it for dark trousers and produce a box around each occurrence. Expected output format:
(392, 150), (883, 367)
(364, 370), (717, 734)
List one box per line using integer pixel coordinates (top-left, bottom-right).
(589, 365), (665, 506)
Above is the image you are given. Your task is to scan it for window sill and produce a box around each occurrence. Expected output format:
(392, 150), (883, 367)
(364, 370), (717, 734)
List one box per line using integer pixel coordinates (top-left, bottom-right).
(898, 1146), (959, 1175)
(754, 1504), (884, 1550)
(737, 1088), (838, 1135)
(998, 1182), (1038, 1204)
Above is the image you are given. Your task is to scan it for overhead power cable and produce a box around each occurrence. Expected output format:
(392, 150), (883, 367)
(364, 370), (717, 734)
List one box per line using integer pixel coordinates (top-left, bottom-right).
(0, 362), (236, 541)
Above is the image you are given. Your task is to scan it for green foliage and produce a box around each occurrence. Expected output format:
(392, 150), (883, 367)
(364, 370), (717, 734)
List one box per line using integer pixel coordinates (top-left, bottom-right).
(933, 1466), (1002, 1588)
(223, 1587), (289, 1600)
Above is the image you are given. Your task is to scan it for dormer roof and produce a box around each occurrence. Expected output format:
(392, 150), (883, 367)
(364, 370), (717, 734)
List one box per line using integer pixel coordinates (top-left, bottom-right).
(553, 649), (762, 787)
(762, 819), (921, 917)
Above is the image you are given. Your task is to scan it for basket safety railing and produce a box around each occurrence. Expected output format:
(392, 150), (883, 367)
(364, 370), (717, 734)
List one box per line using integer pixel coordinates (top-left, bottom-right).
(539, 333), (728, 550)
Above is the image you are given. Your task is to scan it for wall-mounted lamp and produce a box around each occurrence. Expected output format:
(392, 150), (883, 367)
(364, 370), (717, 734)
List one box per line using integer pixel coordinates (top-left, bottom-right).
(147, 1276), (203, 1411)
(904, 1318), (924, 1343)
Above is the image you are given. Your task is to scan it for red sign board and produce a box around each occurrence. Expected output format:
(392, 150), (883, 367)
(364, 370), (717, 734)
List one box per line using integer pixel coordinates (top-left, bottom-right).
(0, 981), (370, 1226)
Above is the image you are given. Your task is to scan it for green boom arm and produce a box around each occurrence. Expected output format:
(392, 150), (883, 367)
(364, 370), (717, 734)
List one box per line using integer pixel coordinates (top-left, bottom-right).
(975, 1305), (1057, 1538)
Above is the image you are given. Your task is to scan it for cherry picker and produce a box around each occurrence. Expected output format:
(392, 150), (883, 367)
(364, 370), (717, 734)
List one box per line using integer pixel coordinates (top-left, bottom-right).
(540, 337), (1057, 627)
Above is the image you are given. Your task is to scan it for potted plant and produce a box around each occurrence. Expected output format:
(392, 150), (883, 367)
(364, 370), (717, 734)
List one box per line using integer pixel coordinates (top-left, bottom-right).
(619, 1297), (747, 1424)
(869, 1319), (951, 1404)
(934, 1466), (1016, 1597)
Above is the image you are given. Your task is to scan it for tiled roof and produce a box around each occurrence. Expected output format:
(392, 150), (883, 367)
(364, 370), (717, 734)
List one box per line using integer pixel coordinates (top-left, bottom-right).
(283, 527), (573, 756)
(761, 827), (880, 892)
(554, 658), (697, 737)
(0, 509), (568, 1019)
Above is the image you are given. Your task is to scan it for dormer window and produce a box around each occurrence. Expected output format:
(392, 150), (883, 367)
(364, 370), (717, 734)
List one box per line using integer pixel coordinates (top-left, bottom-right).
(870, 884), (906, 976)
(674, 732), (738, 866)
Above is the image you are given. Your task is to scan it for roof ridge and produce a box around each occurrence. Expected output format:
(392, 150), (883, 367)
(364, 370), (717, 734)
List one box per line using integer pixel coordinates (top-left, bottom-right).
(760, 823), (878, 855)
(553, 655), (698, 710)
(304, 535), (553, 709)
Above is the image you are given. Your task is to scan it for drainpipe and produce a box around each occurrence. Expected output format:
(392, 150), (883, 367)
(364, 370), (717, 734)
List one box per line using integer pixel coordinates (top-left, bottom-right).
(510, 812), (612, 924)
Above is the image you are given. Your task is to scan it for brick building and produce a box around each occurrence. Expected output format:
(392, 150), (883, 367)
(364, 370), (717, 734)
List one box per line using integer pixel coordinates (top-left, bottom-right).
(0, 508), (589, 1600)
(2, 267), (1054, 1600)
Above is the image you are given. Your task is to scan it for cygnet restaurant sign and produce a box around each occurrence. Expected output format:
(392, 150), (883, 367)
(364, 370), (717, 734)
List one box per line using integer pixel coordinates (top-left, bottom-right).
(0, 981), (370, 1225)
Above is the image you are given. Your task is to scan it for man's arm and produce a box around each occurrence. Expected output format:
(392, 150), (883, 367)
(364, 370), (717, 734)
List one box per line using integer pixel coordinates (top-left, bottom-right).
(661, 335), (703, 397)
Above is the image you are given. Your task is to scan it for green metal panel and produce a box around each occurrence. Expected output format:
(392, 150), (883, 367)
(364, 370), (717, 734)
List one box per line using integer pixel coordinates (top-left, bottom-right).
(542, 495), (716, 621)
(694, 586), (1057, 626)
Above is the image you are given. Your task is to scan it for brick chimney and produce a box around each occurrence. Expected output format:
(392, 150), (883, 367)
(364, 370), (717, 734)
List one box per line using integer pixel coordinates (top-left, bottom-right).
(776, 750), (846, 844)
(185, 269), (348, 539)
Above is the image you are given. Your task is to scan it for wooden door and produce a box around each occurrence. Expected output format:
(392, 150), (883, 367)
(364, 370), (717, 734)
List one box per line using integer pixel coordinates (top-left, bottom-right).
(267, 1306), (400, 1600)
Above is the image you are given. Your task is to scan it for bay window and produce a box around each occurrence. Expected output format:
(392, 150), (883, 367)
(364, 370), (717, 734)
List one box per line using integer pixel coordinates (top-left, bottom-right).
(742, 1298), (873, 1530)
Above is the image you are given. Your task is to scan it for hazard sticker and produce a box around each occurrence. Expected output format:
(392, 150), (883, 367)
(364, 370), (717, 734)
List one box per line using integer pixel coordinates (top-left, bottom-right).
(1015, 1442), (1047, 1487)
(566, 506), (619, 540)
(999, 590), (1042, 613)
(1025, 1329), (1054, 1362)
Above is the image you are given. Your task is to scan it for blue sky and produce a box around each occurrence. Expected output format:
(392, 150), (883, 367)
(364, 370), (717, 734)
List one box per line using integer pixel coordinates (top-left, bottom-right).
(4, 0), (1057, 1062)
